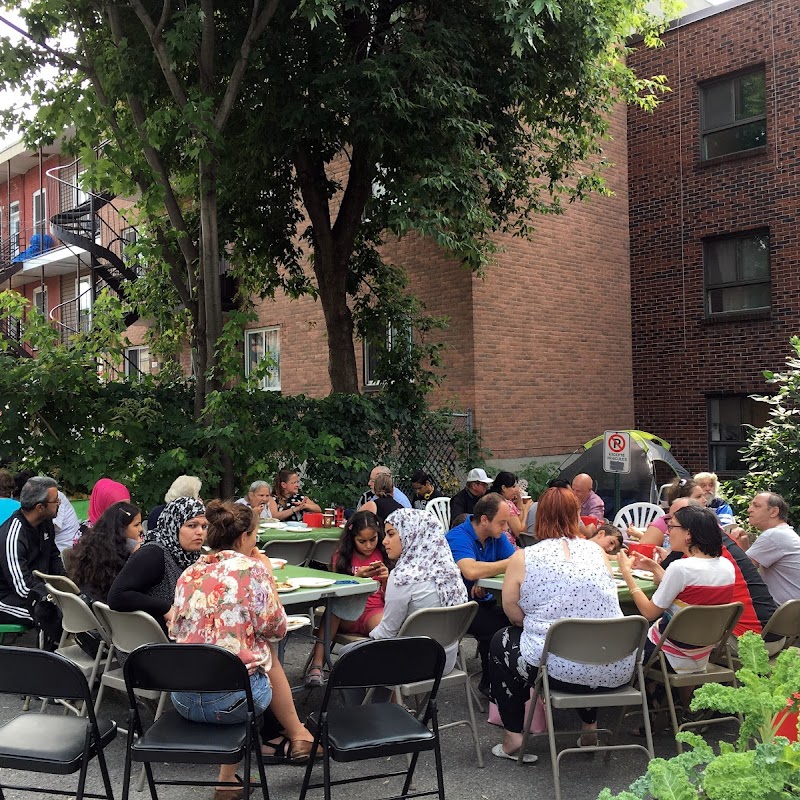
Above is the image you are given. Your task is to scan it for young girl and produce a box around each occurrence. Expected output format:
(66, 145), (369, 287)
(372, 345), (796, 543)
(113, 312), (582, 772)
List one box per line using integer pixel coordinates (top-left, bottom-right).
(305, 511), (390, 686)
(693, 471), (735, 527)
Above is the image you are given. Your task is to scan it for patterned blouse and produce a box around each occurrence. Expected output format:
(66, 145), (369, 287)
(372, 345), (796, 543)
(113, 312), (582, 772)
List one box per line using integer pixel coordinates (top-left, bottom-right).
(170, 550), (287, 674)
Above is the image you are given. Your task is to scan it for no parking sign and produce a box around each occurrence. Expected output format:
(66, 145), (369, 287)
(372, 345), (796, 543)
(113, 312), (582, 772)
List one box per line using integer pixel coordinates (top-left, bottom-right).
(603, 430), (631, 474)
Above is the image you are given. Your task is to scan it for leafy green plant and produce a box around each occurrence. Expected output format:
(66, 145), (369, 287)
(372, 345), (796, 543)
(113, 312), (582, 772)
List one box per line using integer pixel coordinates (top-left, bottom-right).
(598, 632), (800, 800)
(517, 460), (560, 500)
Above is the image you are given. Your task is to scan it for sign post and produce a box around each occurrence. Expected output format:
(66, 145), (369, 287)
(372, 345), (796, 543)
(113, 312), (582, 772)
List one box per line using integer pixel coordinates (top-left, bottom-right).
(603, 430), (631, 517)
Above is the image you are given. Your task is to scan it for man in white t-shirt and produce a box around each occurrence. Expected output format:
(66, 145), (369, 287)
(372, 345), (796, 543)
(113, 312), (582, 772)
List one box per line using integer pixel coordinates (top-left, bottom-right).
(729, 492), (800, 605)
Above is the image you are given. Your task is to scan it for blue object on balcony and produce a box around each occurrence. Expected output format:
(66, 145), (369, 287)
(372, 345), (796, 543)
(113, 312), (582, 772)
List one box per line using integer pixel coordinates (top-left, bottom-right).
(12, 232), (55, 263)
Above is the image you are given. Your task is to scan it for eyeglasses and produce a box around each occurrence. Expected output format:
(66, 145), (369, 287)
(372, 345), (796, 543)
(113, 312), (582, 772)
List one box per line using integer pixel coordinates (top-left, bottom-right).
(667, 523), (684, 532)
(41, 500), (61, 506)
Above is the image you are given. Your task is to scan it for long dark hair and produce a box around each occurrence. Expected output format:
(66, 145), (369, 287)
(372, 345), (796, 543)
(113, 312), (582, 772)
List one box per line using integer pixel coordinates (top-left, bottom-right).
(333, 511), (389, 574)
(69, 501), (141, 601)
(489, 471), (517, 496)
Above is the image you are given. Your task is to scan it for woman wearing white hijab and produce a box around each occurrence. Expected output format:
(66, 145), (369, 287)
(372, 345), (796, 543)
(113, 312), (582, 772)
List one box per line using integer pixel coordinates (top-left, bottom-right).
(370, 507), (468, 673)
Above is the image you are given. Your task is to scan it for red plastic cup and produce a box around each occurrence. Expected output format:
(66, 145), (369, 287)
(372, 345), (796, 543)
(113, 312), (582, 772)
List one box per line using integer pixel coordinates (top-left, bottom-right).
(627, 542), (656, 559)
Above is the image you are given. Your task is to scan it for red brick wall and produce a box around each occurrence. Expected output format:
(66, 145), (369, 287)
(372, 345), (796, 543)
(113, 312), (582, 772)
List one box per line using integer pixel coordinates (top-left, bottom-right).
(627, 0), (798, 472)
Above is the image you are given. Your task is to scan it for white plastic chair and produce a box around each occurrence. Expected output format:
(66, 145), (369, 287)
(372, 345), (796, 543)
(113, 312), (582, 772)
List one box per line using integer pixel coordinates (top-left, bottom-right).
(425, 497), (451, 530)
(613, 503), (664, 535)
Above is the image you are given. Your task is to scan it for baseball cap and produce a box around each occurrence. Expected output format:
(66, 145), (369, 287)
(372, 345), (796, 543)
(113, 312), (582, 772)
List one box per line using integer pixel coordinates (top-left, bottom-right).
(466, 468), (494, 485)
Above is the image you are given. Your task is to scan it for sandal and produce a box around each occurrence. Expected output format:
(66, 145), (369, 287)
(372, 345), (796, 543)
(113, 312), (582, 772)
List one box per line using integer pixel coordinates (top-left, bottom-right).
(304, 663), (325, 687)
(289, 738), (323, 763)
(213, 774), (251, 800)
(261, 736), (321, 765)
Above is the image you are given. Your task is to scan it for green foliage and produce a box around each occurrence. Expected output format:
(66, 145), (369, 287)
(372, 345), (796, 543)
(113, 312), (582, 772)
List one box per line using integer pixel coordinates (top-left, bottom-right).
(517, 460), (560, 499)
(598, 633), (800, 799)
(728, 335), (800, 521)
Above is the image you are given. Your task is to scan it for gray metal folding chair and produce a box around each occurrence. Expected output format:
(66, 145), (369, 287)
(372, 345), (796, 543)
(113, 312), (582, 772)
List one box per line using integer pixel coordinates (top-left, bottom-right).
(760, 598), (800, 655)
(262, 538), (315, 565)
(518, 616), (654, 800)
(32, 570), (81, 595)
(643, 602), (744, 752)
(393, 601), (483, 767)
(309, 537), (340, 569)
(518, 533), (536, 548)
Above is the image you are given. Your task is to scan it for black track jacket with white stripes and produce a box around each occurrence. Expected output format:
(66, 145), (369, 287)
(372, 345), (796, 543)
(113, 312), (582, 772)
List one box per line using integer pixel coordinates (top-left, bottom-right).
(0, 510), (64, 615)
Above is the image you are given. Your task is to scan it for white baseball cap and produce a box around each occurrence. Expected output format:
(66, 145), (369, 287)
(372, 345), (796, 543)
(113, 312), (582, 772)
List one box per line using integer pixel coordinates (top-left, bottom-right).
(466, 468), (494, 485)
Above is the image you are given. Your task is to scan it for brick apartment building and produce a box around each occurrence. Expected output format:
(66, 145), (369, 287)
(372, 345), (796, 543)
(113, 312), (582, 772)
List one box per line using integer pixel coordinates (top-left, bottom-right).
(627, 0), (797, 475)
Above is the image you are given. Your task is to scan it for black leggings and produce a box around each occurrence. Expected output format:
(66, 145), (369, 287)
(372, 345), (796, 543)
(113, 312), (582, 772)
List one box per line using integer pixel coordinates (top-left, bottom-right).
(489, 626), (620, 732)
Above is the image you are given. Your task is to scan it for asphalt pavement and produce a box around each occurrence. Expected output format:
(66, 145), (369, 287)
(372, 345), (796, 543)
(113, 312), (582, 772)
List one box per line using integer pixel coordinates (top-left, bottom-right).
(0, 629), (737, 800)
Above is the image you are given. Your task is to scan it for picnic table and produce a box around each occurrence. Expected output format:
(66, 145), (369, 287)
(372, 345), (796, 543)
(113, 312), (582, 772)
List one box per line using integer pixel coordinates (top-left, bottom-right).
(258, 526), (342, 543)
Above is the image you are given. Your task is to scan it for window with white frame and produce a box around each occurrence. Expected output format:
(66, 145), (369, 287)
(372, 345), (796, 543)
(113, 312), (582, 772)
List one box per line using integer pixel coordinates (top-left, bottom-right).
(77, 277), (92, 333)
(74, 169), (89, 208)
(9, 201), (20, 256)
(124, 346), (151, 380)
(245, 327), (281, 391)
(32, 189), (47, 232)
(704, 231), (770, 315)
(708, 395), (769, 473)
(363, 323), (410, 387)
(121, 226), (138, 266)
(700, 69), (766, 160)
(33, 285), (48, 317)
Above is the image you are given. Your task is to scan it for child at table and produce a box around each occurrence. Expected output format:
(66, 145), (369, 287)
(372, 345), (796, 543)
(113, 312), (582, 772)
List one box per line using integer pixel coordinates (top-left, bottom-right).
(305, 511), (391, 686)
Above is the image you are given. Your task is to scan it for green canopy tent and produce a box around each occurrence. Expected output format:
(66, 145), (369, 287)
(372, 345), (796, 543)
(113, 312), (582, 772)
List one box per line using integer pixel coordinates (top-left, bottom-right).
(558, 431), (689, 520)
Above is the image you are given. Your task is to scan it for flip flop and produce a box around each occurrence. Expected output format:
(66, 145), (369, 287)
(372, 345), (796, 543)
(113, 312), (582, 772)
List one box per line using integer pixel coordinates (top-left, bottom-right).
(491, 743), (538, 764)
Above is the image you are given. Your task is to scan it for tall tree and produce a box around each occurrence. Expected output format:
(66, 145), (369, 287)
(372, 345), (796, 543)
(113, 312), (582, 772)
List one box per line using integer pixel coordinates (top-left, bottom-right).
(0, 0), (677, 399)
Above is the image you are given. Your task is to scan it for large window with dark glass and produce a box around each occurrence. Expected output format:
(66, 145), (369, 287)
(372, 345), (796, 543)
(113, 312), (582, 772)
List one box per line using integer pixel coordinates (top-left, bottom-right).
(704, 231), (769, 315)
(708, 395), (769, 473)
(700, 69), (766, 159)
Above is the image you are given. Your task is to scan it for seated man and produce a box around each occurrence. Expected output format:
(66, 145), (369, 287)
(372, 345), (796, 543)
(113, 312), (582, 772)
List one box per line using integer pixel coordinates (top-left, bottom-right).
(446, 493), (514, 695)
(571, 473), (605, 519)
(450, 468), (493, 522)
(409, 470), (445, 510)
(729, 491), (800, 605)
(0, 476), (66, 629)
(357, 466), (411, 510)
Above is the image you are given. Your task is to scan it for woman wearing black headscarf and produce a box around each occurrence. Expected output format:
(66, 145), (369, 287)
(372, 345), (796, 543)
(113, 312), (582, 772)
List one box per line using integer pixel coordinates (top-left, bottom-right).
(108, 497), (206, 632)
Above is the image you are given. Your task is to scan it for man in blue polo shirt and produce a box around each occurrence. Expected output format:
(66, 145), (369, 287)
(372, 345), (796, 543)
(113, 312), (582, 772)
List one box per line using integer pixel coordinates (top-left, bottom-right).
(446, 492), (514, 695)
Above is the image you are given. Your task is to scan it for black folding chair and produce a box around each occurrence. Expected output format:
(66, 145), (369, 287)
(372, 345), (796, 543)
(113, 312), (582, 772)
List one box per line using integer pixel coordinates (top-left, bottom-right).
(120, 643), (269, 800)
(0, 646), (117, 800)
(299, 636), (447, 800)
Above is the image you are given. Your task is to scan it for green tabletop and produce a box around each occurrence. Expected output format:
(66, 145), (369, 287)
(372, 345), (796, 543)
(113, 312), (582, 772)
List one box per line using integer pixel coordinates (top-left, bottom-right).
(258, 526), (342, 543)
(272, 563), (376, 607)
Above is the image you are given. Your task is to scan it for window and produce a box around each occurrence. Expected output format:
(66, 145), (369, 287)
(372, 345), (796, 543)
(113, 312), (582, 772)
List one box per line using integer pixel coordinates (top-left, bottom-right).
(245, 327), (281, 391)
(33, 285), (48, 317)
(121, 227), (138, 265)
(9, 201), (19, 257)
(73, 169), (89, 208)
(124, 346), (151, 380)
(708, 395), (769, 473)
(700, 69), (766, 160)
(363, 323), (411, 387)
(32, 189), (47, 232)
(704, 231), (769, 315)
(76, 277), (92, 333)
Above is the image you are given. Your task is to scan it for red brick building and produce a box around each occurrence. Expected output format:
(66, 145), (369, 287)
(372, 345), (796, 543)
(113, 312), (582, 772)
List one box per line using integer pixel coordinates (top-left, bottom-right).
(627, 0), (795, 475)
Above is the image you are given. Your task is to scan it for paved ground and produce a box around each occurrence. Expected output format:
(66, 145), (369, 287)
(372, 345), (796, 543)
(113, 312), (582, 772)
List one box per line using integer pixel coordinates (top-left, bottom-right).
(0, 629), (737, 800)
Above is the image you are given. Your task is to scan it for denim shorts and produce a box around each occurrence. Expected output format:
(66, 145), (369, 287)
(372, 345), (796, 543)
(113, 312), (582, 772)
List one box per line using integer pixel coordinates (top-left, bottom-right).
(171, 671), (271, 725)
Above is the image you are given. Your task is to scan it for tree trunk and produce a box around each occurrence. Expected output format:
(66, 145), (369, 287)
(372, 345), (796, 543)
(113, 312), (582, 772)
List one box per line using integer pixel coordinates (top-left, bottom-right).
(312, 246), (359, 393)
(199, 156), (222, 390)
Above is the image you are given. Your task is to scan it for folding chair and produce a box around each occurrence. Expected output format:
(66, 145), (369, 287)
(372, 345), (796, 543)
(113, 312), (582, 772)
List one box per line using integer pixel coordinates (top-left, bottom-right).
(759, 598), (800, 656)
(42, 583), (112, 716)
(61, 546), (77, 574)
(425, 497), (451, 531)
(309, 538), (339, 569)
(121, 643), (269, 800)
(263, 538), (315, 565)
(518, 616), (654, 800)
(0, 622), (30, 644)
(0, 646), (116, 800)
(393, 602), (483, 767)
(299, 636), (447, 800)
(32, 570), (81, 594)
(643, 602), (743, 752)
(518, 533), (536, 548)
(612, 502), (664, 535)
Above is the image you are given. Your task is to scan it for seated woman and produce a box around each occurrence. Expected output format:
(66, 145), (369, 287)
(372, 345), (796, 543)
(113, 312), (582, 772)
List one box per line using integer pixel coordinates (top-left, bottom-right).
(170, 500), (317, 797)
(489, 471), (531, 545)
(69, 501), (142, 602)
(108, 497), (207, 632)
(237, 480), (274, 519)
(618, 503), (735, 674)
(635, 477), (707, 548)
(88, 478), (131, 527)
(306, 510), (390, 686)
(146, 474), (202, 531)
(489, 487), (635, 762)
(360, 473), (403, 523)
(269, 468), (321, 522)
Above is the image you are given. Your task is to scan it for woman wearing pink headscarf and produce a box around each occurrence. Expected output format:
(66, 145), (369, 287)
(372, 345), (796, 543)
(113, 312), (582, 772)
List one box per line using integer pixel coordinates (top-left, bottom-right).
(89, 479), (131, 526)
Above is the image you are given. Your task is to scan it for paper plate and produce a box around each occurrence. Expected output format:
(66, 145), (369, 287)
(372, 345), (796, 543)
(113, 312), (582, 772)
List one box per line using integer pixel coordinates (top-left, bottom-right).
(285, 615), (312, 631)
(287, 577), (336, 589)
(269, 558), (288, 570)
(285, 522), (310, 530)
(631, 569), (653, 580)
(259, 522), (287, 531)
(276, 581), (297, 594)
(614, 579), (628, 588)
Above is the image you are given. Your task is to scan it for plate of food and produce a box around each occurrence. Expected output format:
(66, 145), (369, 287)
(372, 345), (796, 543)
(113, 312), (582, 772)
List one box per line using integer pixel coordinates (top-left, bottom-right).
(614, 579), (628, 588)
(276, 580), (298, 593)
(287, 577), (336, 589)
(631, 569), (654, 580)
(269, 558), (288, 570)
(285, 615), (312, 631)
